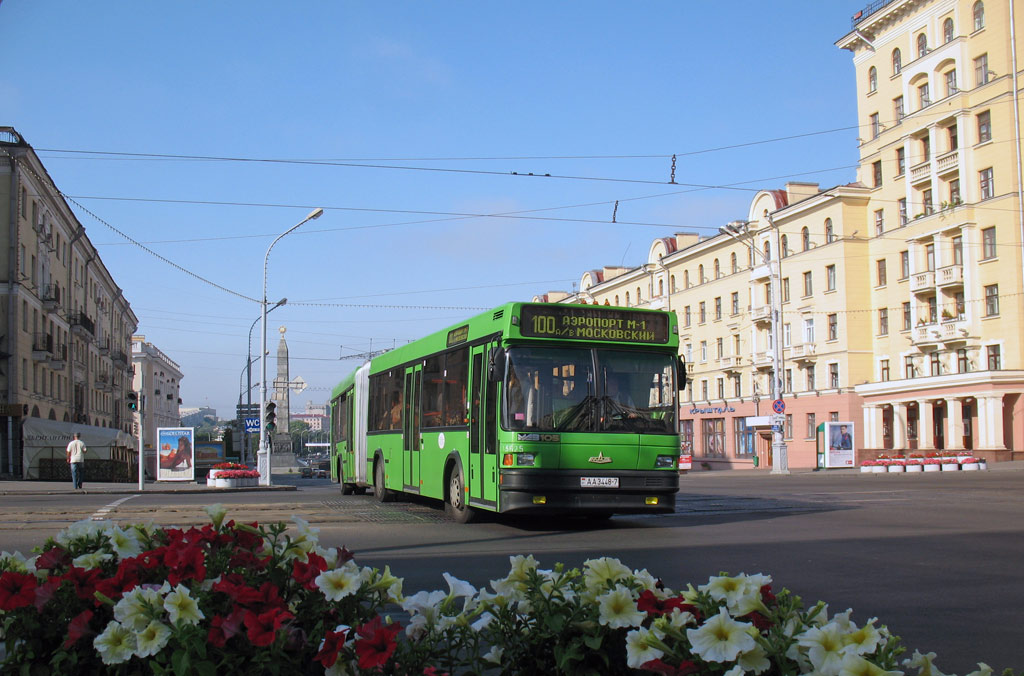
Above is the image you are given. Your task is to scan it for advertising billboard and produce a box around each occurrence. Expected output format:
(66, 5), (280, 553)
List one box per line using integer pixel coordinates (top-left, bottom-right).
(156, 427), (195, 481)
(824, 421), (856, 468)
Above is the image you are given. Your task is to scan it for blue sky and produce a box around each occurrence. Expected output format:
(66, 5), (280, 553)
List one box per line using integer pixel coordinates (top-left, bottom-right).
(1, 1), (865, 416)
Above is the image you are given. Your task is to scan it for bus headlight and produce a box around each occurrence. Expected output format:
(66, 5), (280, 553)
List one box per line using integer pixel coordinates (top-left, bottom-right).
(518, 453), (535, 466)
(655, 455), (676, 468)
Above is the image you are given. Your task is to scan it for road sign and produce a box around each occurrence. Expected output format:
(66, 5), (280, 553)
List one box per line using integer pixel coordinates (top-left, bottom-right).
(772, 399), (786, 414)
(772, 413), (786, 426)
(244, 417), (260, 433)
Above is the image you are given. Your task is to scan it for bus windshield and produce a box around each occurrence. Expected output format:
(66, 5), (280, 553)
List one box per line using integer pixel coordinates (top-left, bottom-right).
(503, 347), (676, 434)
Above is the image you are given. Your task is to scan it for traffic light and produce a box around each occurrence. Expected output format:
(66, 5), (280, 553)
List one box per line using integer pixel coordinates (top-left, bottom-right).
(127, 392), (139, 411)
(265, 401), (277, 433)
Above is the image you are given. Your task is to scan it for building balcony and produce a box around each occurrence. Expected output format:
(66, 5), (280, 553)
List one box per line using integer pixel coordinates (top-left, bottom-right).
(936, 318), (970, 344)
(41, 284), (60, 313)
(719, 355), (743, 371)
(48, 343), (68, 371)
(935, 149), (959, 176)
(97, 338), (111, 356)
(936, 264), (963, 288)
(750, 304), (771, 324)
(749, 261), (776, 283)
(789, 343), (816, 362)
(95, 373), (112, 392)
(912, 323), (942, 348)
(909, 160), (931, 185)
(112, 350), (128, 366)
(753, 352), (774, 370)
(32, 333), (53, 362)
(910, 270), (935, 294)
(71, 312), (95, 339)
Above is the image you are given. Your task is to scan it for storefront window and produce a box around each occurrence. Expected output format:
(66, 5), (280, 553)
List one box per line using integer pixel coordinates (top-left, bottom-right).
(733, 418), (754, 456)
(701, 418), (725, 457)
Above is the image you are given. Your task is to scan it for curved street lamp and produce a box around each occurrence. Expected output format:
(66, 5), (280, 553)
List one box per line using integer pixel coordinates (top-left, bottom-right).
(258, 208), (323, 486)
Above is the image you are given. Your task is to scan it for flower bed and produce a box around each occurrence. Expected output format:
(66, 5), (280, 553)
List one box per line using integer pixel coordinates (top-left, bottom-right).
(0, 508), (1002, 675)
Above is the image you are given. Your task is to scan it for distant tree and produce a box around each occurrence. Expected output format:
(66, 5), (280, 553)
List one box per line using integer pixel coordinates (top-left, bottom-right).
(222, 427), (234, 458)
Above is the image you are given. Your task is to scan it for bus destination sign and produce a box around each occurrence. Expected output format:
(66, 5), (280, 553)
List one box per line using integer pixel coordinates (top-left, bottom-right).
(518, 305), (670, 344)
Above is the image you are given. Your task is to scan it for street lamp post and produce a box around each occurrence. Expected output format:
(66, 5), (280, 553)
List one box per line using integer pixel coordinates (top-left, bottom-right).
(242, 299), (285, 464)
(258, 208), (323, 486)
(719, 219), (789, 474)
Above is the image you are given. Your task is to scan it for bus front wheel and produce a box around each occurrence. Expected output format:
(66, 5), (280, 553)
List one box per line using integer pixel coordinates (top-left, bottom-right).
(373, 460), (393, 503)
(446, 466), (476, 524)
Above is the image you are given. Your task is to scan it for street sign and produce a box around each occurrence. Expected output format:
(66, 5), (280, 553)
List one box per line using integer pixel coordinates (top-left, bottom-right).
(290, 376), (307, 394)
(772, 399), (786, 414)
(772, 413), (786, 426)
(244, 417), (260, 434)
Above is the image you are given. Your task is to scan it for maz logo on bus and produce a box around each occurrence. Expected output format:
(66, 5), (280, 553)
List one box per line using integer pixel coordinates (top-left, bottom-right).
(517, 433), (561, 442)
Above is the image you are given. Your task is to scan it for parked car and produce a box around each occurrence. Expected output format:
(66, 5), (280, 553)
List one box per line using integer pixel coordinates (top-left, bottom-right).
(316, 469), (328, 478)
(300, 466), (313, 478)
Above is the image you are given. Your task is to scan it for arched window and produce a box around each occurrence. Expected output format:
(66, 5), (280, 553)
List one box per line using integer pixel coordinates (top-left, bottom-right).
(684, 270), (690, 288)
(973, 1), (985, 31)
(658, 278), (664, 296)
(669, 275), (676, 293)
(615, 294), (620, 305)
(763, 240), (771, 261)
(892, 48), (902, 75)
(698, 265), (704, 283)
(825, 218), (835, 243)
(781, 234), (789, 257)
(636, 287), (642, 302)
(730, 252), (738, 273)
(714, 259), (721, 279)
(943, 18), (954, 43)
(868, 66), (877, 92)
(802, 227), (811, 251)
(917, 33), (928, 58)
(625, 291), (630, 305)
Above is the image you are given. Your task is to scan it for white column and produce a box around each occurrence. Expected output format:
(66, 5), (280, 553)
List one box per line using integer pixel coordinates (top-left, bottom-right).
(864, 405), (884, 449)
(977, 394), (1006, 450)
(892, 402), (908, 450)
(945, 398), (964, 450)
(917, 400), (934, 449)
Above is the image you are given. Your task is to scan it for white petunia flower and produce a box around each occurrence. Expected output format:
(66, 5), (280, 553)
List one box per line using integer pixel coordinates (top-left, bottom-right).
(583, 557), (632, 594)
(72, 551), (113, 569)
(686, 608), (756, 663)
(105, 525), (143, 559)
(135, 620), (172, 658)
(94, 621), (136, 665)
(470, 611), (494, 632)
(964, 664), (993, 676)
(838, 653), (904, 676)
(797, 623), (852, 676)
(843, 619), (883, 656)
(401, 589), (447, 615)
(597, 584), (645, 629)
(443, 572), (476, 599)
(702, 573), (766, 616)
(902, 650), (950, 676)
(113, 587), (163, 631)
(204, 503), (228, 529)
(316, 562), (362, 602)
(483, 645), (504, 664)
(625, 627), (665, 669)
(163, 584), (204, 626)
(739, 642), (772, 674)
(723, 667), (745, 676)
(0, 551), (33, 573)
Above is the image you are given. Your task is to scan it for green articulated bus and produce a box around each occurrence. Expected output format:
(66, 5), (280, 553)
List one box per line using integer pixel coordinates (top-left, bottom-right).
(328, 302), (685, 523)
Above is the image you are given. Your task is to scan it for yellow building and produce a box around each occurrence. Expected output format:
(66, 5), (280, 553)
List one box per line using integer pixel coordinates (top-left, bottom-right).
(538, 0), (1023, 468)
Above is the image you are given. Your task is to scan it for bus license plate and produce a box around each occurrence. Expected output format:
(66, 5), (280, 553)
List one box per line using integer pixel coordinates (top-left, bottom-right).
(581, 477), (619, 488)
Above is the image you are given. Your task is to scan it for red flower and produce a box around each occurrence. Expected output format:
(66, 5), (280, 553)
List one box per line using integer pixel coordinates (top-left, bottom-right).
(208, 608), (246, 648)
(232, 524), (263, 550)
(314, 627), (348, 669)
(354, 616), (401, 670)
(64, 566), (101, 602)
(163, 544), (206, 586)
(637, 590), (699, 618)
(641, 659), (700, 675)
(0, 571), (38, 611)
(95, 557), (145, 602)
(243, 607), (293, 647)
(63, 609), (94, 649)
(33, 576), (63, 611)
(743, 611), (773, 631)
(35, 546), (71, 571)
(292, 552), (328, 590)
(760, 584), (777, 605)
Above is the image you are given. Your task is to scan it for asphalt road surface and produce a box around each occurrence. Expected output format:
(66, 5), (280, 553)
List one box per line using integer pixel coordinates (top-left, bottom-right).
(1, 469), (1020, 672)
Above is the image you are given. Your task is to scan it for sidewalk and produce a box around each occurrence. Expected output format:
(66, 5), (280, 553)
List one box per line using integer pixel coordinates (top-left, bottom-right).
(682, 459), (1024, 477)
(0, 476), (298, 496)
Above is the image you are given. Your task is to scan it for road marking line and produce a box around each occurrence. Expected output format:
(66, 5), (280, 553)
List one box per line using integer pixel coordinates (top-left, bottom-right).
(91, 495), (139, 521)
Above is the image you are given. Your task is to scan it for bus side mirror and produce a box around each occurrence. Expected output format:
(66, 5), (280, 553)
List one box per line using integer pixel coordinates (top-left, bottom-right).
(488, 348), (506, 382)
(678, 357), (688, 391)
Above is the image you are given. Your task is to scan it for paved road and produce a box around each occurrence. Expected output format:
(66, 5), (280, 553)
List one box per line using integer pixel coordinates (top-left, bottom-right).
(0, 468), (1021, 672)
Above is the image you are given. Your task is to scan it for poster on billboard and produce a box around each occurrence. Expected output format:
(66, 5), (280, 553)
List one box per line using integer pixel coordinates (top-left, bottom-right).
(157, 427), (195, 481)
(824, 421), (856, 468)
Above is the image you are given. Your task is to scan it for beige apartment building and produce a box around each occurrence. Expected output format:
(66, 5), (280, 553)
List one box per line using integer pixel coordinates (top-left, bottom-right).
(0, 128), (139, 479)
(537, 0), (1024, 469)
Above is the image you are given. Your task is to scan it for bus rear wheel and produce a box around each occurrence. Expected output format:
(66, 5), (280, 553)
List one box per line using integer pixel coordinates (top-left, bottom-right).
(446, 466), (475, 523)
(373, 460), (393, 503)
(341, 483), (355, 495)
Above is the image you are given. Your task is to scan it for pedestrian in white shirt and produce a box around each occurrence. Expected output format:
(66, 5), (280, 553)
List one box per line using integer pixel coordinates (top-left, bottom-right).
(66, 432), (87, 490)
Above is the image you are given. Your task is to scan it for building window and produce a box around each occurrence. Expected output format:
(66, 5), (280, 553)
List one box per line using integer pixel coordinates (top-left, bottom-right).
(900, 250), (910, 279)
(783, 323), (792, 347)
(879, 308), (889, 335)
(876, 259), (887, 286)
(949, 178), (960, 204)
(803, 271), (813, 297)
(701, 418), (725, 458)
(874, 210), (884, 235)
(943, 17), (954, 43)
(905, 355), (916, 379)
(700, 341), (708, 362)
(979, 167), (994, 199)
(926, 243), (936, 271)
(987, 344), (1001, 370)
(733, 418), (754, 457)
(872, 161), (882, 188)
(922, 136), (931, 161)
(868, 66), (877, 93)
(947, 124), (958, 151)
(782, 277), (790, 303)
(780, 234), (789, 257)
(784, 414), (793, 439)
(945, 69), (958, 96)
(804, 317), (816, 344)
(805, 365), (815, 391)
(892, 48), (902, 75)
(625, 292), (630, 305)
(894, 96), (904, 121)
(880, 359), (890, 381)
(982, 226), (996, 259)
(827, 314), (838, 341)
(918, 83), (930, 109)
(806, 413), (817, 440)
(928, 296), (938, 323)
(714, 297), (722, 321)
(825, 219), (835, 243)
(898, 198), (908, 226)
(952, 236), (963, 265)
(699, 302), (706, 324)
(714, 259), (721, 279)
(984, 284), (999, 316)
(731, 292), (739, 316)
(636, 287), (642, 302)
(870, 113), (880, 138)
(903, 302), (912, 331)
(917, 33), (928, 58)
(716, 377), (724, 400)
(801, 227), (810, 251)
(930, 352), (941, 377)
(977, 110), (991, 143)
(975, 53), (990, 86)
(922, 188), (933, 215)
(957, 349), (969, 374)
(684, 306), (691, 327)
(698, 265), (705, 284)
(730, 252), (738, 274)
(826, 265), (836, 291)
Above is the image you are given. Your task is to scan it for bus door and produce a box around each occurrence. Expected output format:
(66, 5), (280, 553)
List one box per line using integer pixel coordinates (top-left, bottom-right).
(469, 342), (499, 504)
(403, 365), (422, 491)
